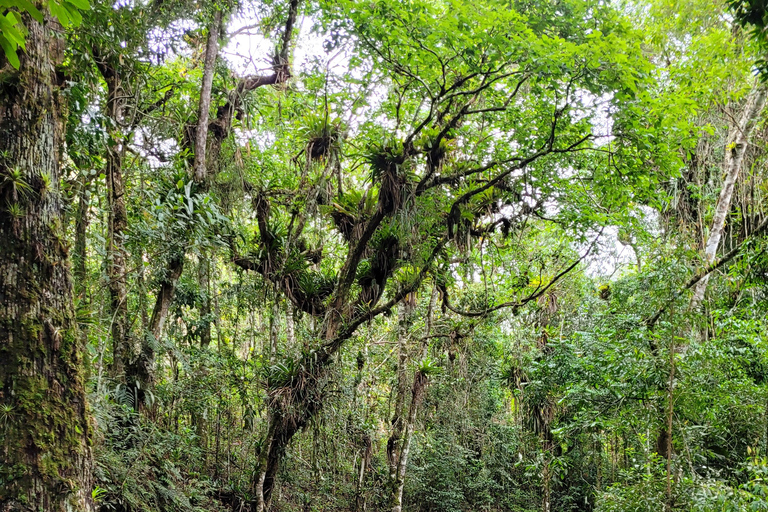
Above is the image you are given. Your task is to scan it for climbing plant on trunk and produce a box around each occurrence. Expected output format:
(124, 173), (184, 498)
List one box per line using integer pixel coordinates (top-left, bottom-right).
(0, 11), (94, 512)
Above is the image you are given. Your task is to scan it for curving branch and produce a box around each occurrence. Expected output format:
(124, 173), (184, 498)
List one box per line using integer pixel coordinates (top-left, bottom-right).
(208, 0), (300, 153)
(646, 215), (768, 329)
(440, 229), (604, 318)
(320, 239), (446, 361)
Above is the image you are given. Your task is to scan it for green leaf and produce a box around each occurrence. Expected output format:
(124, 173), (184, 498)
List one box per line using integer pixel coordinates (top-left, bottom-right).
(64, 0), (89, 10)
(0, 35), (20, 69)
(6, 0), (43, 22)
(48, 0), (72, 27)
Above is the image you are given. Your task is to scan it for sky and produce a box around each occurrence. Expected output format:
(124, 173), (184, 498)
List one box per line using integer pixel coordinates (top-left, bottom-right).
(219, 9), (644, 280)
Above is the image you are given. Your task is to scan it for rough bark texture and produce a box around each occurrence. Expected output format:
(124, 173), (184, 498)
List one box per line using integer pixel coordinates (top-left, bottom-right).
(0, 13), (94, 512)
(193, 9), (222, 183)
(95, 56), (132, 377)
(691, 84), (767, 307)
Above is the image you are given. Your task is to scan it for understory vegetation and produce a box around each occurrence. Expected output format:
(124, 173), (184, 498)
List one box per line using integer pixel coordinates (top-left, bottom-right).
(3, 0), (768, 510)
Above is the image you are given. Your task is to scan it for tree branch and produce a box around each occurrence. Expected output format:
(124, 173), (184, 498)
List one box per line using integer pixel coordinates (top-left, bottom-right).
(441, 228), (604, 318)
(646, 215), (768, 329)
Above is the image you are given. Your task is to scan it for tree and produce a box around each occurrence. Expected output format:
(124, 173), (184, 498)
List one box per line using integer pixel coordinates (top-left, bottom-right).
(0, 9), (93, 512)
(690, 83), (767, 307)
(228, 0), (666, 506)
(6, 0), (768, 510)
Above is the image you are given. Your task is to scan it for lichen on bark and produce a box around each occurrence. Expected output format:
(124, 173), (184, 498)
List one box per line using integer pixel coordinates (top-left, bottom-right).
(0, 11), (94, 512)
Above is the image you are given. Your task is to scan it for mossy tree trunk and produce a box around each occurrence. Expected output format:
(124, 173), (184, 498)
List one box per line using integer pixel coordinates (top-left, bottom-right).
(0, 12), (94, 512)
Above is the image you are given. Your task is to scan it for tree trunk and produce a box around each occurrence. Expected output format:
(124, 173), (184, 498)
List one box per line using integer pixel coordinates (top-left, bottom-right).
(270, 301), (279, 359)
(199, 255), (212, 347)
(252, 411), (304, 512)
(252, 419), (275, 512)
(142, 255), (184, 401)
(193, 8), (222, 184)
(286, 302), (295, 347)
(97, 58), (132, 377)
(0, 13), (94, 511)
(387, 302), (412, 488)
(691, 84), (767, 307)
(665, 337), (676, 512)
(73, 174), (91, 298)
(390, 371), (429, 512)
(355, 434), (372, 512)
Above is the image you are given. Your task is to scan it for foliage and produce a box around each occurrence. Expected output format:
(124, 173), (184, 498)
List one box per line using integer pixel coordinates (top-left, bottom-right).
(0, 0), (89, 68)
(4, 0), (768, 510)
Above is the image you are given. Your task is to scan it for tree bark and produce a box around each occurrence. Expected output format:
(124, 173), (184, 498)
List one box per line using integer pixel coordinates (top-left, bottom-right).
(246, 241), (440, 507)
(387, 302), (412, 489)
(691, 83), (767, 307)
(390, 371), (429, 512)
(73, 174), (91, 298)
(199, 255), (212, 347)
(270, 301), (279, 359)
(355, 434), (372, 512)
(0, 13), (94, 511)
(665, 336), (676, 512)
(96, 56), (132, 377)
(142, 6), (223, 368)
(286, 302), (295, 348)
(252, 410), (305, 512)
(193, 8), (222, 183)
(149, 254), (184, 342)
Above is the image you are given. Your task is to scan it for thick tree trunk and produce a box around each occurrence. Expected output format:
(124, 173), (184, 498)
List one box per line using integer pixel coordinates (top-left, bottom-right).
(0, 13), (94, 511)
(691, 84), (767, 307)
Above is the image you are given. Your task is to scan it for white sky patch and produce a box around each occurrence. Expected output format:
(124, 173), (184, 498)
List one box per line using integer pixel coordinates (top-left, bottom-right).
(147, 19), (195, 61)
(224, 15), (334, 77)
(583, 226), (638, 278)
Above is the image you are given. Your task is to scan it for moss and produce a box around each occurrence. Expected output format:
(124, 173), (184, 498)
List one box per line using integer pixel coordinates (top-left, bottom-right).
(1, 304), (90, 506)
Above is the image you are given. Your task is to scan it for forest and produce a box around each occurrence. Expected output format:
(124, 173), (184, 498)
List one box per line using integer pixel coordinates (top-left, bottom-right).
(2, 0), (768, 510)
